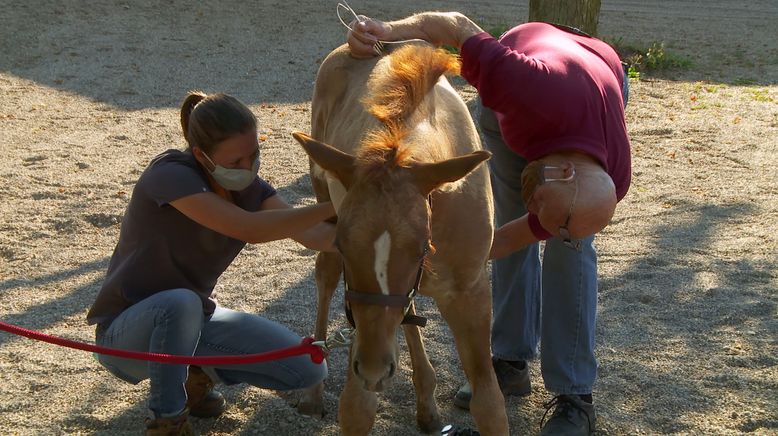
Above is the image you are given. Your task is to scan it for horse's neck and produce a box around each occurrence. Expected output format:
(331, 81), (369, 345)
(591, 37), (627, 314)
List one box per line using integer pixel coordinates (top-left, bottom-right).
(401, 85), (459, 164)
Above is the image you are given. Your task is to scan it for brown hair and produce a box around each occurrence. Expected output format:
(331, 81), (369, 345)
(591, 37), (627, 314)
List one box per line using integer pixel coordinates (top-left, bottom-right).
(179, 91), (257, 154)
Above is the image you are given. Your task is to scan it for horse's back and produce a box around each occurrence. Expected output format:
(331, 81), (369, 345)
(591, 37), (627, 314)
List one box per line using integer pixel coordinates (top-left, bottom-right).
(311, 44), (381, 156)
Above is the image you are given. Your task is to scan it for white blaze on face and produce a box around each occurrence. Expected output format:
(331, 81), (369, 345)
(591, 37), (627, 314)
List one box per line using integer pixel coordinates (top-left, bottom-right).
(373, 231), (392, 295)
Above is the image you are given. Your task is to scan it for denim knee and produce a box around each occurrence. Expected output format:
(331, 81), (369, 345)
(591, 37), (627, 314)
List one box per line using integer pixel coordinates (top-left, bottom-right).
(298, 359), (328, 389)
(152, 288), (204, 334)
(156, 288), (203, 316)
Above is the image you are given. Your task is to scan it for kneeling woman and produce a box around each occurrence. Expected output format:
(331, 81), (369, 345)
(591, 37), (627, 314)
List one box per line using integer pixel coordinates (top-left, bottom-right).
(87, 91), (335, 435)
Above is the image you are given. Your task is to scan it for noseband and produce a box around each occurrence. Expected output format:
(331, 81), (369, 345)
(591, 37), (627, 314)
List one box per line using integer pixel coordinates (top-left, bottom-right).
(343, 261), (427, 328)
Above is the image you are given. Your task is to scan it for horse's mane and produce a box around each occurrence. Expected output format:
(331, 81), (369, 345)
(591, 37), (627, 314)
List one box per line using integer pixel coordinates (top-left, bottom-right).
(357, 45), (460, 173)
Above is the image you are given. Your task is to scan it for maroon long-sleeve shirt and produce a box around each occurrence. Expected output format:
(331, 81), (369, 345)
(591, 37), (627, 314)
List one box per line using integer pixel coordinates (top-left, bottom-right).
(460, 23), (631, 204)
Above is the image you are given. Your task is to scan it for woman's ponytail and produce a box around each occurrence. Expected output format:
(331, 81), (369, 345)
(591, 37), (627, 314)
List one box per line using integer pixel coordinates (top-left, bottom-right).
(180, 91), (208, 143)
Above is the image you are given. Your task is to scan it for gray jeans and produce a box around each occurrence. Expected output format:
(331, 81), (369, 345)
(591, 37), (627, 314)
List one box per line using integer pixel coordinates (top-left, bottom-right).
(95, 288), (327, 416)
(479, 103), (598, 395)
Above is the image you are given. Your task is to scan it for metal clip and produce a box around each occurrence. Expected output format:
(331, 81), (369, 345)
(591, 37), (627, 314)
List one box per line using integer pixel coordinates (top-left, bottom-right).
(312, 327), (355, 354)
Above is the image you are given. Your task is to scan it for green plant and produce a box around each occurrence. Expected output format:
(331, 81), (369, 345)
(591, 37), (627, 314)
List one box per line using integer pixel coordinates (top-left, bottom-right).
(749, 89), (774, 102)
(606, 38), (692, 76)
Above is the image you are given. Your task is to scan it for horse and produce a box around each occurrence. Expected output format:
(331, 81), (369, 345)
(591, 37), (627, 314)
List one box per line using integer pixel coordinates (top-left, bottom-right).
(292, 41), (509, 435)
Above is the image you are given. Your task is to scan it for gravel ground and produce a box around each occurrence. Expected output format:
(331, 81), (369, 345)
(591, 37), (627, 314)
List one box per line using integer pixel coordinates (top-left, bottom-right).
(0, 0), (776, 435)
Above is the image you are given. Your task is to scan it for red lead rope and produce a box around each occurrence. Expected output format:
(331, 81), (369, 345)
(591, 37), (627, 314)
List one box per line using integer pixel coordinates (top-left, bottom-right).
(0, 320), (325, 365)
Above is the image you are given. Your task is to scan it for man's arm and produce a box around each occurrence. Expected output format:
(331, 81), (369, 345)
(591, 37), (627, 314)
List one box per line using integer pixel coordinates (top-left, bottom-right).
(348, 12), (484, 58)
(489, 214), (540, 259)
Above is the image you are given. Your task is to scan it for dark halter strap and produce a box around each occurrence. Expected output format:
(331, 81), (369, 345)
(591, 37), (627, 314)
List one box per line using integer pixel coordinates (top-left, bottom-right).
(343, 261), (427, 328)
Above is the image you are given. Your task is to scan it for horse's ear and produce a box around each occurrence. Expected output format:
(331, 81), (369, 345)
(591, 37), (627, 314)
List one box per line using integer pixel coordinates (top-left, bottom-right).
(292, 132), (355, 189)
(410, 150), (491, 195)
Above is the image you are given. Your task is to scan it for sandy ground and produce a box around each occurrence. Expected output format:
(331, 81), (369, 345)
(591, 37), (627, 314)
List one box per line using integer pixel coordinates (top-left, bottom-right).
(1, 0), (776, 435)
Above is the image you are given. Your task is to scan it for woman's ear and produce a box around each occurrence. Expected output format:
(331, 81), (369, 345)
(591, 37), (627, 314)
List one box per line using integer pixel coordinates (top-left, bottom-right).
(191, 147), (213, 171)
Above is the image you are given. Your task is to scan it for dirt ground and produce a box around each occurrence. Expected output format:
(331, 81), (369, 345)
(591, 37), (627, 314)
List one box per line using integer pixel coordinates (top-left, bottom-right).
(1, 0), (776, 435)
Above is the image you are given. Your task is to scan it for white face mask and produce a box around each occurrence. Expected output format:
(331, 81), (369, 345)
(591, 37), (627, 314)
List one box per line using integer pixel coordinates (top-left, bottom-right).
(202, 151), (260, 191)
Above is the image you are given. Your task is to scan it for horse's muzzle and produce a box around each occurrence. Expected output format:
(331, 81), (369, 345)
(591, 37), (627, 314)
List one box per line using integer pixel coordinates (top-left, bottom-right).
(352, 354), (397, 392)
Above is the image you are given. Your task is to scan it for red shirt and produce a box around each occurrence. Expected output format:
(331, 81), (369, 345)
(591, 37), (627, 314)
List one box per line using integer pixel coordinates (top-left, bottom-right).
(460, 23), (631, 203)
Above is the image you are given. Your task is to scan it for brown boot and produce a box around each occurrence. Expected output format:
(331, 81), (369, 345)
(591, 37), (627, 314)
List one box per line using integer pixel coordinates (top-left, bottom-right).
(185, 366), (226, 418)
(145, 408), (195, 436)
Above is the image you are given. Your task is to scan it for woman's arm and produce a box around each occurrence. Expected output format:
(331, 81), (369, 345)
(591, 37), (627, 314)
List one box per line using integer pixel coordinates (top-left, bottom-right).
(348, 12), (484, 58)
(170, 192), (335, 245)
(259, 195), (337, 252)
(489, 214), (540, 259)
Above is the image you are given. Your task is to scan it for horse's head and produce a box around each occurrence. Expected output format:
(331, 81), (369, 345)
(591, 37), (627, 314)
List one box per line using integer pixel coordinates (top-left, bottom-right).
(293, 132), (489, 391)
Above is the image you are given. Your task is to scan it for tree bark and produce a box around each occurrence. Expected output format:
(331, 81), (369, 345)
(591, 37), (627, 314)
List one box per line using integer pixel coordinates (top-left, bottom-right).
(528, 0), (602, 36)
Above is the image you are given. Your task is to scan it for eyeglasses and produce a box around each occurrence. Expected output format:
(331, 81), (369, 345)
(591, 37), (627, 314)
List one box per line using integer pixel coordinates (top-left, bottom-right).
(558, 178), (580, 250)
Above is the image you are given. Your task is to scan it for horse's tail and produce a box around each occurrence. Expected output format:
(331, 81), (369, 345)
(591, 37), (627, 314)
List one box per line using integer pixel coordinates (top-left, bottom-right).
(364, 45), (460, 125)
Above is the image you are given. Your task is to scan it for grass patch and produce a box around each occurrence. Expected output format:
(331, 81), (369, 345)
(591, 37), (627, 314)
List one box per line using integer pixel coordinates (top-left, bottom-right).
(607, 38), (692, 76)
(748, 89), (774, 103)
(693, 82), (722, 93)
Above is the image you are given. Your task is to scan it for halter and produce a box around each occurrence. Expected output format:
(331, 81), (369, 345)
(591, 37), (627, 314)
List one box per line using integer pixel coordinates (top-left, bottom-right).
(343, 260), (427, 328)
(341, 195), (432, 329)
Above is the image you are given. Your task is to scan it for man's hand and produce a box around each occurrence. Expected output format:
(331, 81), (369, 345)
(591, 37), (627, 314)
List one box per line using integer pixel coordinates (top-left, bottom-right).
(488, 215), (539, 260)
(346, 12), (484, 58)
(347, 18), (392, 58)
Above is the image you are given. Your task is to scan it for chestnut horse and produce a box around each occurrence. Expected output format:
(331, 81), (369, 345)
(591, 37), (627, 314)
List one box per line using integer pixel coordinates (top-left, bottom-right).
(292, 42), (508, 435)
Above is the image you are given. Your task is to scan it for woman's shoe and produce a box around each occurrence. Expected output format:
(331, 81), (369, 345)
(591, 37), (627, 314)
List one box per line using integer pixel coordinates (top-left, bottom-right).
(185, 366), (226, 418)
(145, 408), (194, 436)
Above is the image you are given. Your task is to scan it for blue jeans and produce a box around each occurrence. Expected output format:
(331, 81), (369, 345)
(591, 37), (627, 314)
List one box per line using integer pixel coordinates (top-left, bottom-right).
(95, 288), (327, 416)
(478, 103), (598, 395)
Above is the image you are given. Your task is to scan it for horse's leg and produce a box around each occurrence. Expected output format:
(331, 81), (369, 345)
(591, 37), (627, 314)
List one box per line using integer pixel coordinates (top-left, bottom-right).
(339, 346), (378, 435)
(436, 281), (510, 436)
(298, 173), (342, 417)
(402, 303), (441, 433)
(297, 250), (340, 416)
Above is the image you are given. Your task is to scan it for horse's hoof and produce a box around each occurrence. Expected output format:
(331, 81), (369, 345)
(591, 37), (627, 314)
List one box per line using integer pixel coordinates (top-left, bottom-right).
(297, 400), (326, 418)
(417, 412), (442, 434)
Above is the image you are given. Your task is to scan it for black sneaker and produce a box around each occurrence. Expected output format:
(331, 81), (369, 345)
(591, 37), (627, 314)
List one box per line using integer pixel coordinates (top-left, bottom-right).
(540, 395), (596, 435)
(453, 358), (531, 410)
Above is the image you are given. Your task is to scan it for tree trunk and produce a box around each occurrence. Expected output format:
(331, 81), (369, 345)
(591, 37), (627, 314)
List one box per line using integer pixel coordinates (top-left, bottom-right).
(528, 0), (601, 36)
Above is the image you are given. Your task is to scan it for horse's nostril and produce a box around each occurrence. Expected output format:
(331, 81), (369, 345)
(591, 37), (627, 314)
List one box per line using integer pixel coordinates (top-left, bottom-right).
(353, 360), (360, 376)
(388, 362), (396, 378)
